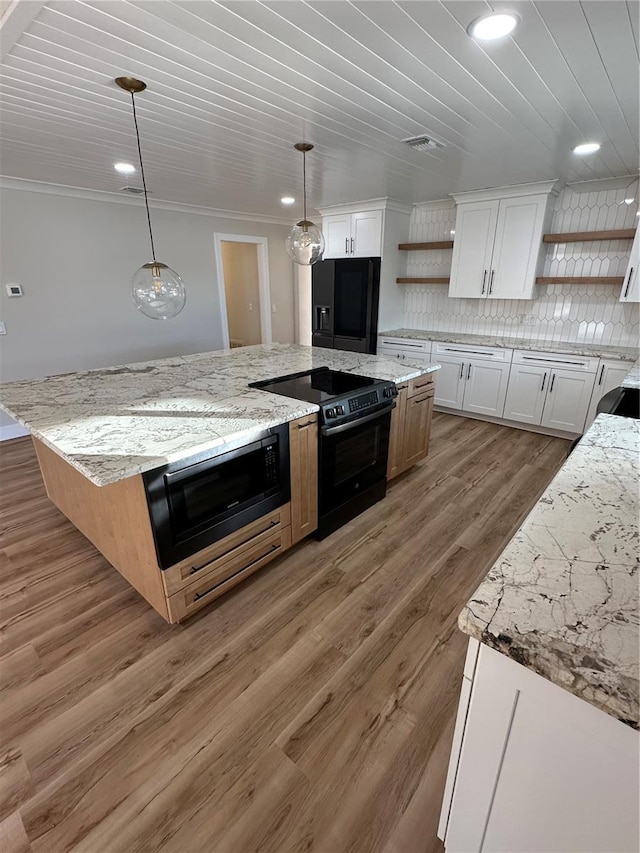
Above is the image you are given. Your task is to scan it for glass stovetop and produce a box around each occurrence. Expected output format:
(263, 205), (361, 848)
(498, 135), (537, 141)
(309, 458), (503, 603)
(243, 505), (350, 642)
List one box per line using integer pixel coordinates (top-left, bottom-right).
(252, 368), (376, 404)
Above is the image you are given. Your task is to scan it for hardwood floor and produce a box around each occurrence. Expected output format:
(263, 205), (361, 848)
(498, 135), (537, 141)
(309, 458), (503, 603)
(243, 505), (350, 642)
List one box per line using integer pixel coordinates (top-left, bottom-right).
(0, 416), (570, 853)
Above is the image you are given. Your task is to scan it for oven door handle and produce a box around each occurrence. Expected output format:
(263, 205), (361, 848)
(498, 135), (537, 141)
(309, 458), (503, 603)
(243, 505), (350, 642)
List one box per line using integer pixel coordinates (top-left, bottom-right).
(321, 403), (395, 437)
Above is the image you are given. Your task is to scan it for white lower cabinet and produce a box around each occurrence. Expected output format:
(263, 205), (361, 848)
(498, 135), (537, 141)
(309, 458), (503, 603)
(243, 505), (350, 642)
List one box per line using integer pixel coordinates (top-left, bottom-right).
(504, 351), (598, 434)
(377, 336), (431, 364)
(432, 343), (512, 418)
(440, 641), (639, 853)
(584, 359), (636, 429)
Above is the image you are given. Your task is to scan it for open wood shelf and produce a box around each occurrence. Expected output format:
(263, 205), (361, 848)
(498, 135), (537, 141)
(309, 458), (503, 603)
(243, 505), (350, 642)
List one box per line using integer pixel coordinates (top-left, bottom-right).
(542, 228), (635, 244)
(535, 276), (624, 285)
(398, 241), (454, 251)
(396, 277), (450, 284)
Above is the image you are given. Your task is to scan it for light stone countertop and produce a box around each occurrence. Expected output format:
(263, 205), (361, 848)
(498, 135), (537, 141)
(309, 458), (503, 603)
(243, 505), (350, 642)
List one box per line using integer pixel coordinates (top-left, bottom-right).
(459, 413), (639, 729)
(622, 361), (640, 390)
(0, 343), (439, 487)
(380, 328), (638, 361)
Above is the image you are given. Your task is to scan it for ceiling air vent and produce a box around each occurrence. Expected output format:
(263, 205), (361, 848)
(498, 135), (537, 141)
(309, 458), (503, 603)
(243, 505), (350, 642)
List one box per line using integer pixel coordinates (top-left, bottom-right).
(119, 186), (148, 195)
(402, 135), (445, 152)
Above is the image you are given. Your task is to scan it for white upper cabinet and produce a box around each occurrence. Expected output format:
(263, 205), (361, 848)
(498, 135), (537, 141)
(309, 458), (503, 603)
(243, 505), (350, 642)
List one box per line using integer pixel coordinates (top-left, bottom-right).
(449, 181), (558, 300)
(321, 209), (383, 258)
(619, 226), (640, 303)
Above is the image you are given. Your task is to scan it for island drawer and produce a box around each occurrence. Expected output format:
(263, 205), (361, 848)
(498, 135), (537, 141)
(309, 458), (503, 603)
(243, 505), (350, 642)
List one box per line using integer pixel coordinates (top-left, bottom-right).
(162, 503), (291, 596)
(408, 373), (435, 398)
(166, 526), (292, 622)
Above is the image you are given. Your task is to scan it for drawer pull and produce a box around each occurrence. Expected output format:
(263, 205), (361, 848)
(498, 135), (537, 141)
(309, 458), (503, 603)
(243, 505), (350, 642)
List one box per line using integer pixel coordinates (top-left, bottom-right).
(187, 520), (279, 575)
(193, 544), (280, 600)
(297, 420), (315, 429)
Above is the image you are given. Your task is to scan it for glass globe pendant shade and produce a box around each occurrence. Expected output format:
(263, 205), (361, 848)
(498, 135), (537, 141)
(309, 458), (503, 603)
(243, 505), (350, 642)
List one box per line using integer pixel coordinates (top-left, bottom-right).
(131, 262), (186, 320)
(286, 219), (325, 266)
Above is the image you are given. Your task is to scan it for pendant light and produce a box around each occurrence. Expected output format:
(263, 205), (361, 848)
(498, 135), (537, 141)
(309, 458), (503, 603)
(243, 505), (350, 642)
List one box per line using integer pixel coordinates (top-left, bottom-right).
(285, 142), (325, 266)
(115, 77), (186, 320)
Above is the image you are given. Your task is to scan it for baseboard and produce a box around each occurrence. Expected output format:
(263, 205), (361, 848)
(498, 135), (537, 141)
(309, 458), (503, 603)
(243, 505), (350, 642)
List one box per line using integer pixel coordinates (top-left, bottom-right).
(433, 406), (579, 440)
(0, 423), (30, 441)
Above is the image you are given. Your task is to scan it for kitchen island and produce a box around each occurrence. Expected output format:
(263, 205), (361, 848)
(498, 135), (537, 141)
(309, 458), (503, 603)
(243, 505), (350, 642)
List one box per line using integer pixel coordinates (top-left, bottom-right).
(439, 413), (639, 852)
(0, 343), (439, 622)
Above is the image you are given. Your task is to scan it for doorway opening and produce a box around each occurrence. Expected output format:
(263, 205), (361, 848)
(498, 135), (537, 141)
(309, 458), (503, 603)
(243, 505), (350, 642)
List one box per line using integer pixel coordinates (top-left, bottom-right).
(214, 234), (272, 349)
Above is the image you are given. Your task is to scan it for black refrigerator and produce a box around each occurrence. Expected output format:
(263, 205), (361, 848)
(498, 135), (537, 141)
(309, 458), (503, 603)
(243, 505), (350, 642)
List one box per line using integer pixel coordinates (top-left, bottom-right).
(311, 257), (380, 354)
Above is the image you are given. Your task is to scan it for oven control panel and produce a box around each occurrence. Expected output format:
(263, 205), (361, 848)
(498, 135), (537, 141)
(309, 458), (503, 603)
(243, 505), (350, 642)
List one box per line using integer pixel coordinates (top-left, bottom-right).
(349, 390), (379, 413)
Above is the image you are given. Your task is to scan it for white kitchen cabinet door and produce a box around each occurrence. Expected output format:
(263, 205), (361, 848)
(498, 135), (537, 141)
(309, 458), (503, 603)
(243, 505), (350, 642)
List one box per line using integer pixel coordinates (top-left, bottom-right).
(444, 643), (639, 853)
(449, 201), (499, 298)
(322, 213), (351, 258)
(619, 227), (640, 303)
(462, 360), (511, 418)
(541, 369), (596, 434)
(584, 359), (636, 429)
(503, 363), (548, 424)
(351, 209), (383, 257)
(434, 356), (466, 409)
(489, 195), (548, 299)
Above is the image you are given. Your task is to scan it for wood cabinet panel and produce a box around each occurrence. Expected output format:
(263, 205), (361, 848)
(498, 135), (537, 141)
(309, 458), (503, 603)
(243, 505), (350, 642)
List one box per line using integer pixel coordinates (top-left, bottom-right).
(289, 415), (318, 543)
(401, 390), (434, 469)
(166, 526), (292, 622)
(162, 503), (291, 596)
(408, 373), (435, 398)
(387, 384), (408, 480)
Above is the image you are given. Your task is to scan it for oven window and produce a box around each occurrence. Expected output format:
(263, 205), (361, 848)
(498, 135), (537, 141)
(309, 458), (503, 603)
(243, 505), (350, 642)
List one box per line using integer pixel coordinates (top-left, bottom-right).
(167, 442), (279, 537)
(332, 426), (380, 487)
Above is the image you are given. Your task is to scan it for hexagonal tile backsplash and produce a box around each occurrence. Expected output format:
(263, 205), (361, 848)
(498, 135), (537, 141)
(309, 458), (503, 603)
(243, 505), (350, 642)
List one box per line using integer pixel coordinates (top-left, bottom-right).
(401, 184), (639, 347)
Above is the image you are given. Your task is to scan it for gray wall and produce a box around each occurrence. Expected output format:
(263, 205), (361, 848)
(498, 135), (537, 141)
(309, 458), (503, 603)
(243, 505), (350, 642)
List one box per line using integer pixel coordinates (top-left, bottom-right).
(0, 186), (295, 429)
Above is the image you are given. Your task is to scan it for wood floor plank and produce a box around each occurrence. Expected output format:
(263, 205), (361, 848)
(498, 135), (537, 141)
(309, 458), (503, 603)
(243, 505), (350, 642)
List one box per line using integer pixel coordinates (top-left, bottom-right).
(0, 418), (570, 852)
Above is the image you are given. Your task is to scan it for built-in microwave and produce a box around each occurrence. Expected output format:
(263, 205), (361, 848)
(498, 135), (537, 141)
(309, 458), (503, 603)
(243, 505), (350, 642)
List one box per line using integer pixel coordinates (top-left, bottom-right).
(144, 424), (290, 569)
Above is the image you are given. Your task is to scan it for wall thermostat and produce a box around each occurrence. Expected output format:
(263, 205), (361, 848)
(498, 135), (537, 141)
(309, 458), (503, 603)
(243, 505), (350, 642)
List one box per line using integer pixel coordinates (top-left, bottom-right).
(6, 284), (23, 297)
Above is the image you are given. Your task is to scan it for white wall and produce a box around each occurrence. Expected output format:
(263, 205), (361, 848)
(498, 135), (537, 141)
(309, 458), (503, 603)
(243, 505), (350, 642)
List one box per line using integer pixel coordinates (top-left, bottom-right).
(399, 182), (639, 347)
(0, 185), (295, 430)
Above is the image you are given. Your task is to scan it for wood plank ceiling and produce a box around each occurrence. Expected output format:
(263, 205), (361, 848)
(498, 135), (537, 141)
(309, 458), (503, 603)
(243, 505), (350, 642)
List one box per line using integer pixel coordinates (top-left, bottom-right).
(0, 0), (638, 218)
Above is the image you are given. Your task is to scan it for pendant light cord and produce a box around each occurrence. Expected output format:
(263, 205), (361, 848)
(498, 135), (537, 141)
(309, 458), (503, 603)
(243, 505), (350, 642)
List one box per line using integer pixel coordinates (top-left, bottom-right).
(130, 91), (157, 263)
(302, 149), (307, 222)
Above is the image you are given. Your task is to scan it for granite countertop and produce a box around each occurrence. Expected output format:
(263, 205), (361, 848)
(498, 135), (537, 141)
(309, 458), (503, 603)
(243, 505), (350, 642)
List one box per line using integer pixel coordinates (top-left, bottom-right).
(459, 413), (639, 729)
(380, 328), (638, 361)
(0, 343), (439, 487)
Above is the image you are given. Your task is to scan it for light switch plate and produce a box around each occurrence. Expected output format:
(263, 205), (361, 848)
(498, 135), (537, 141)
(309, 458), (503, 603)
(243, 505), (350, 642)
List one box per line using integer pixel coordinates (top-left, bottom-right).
(0, 322), (6, 335)
(5, 284), (23, 297)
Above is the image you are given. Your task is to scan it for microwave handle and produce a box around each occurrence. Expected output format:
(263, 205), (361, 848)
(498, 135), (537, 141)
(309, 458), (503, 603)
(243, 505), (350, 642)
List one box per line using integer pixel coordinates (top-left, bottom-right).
(321, 403), (394, 437)
(163, 435), (272, 486)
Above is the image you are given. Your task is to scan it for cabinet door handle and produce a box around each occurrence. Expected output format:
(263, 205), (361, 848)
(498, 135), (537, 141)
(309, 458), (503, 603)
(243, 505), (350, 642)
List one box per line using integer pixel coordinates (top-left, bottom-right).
(597, 364), (605, 385)
(350, 237), (354, 254)
(541, 372), (547, 392)
(489, 269), (495, 295)
(481, 270), (487, 294)
(467, 363), (472, 380)
(345, 237), (349, 254)
(549, 373), (556, 393)
(459, 362), (465, 379)
(623, 267), (634, 298)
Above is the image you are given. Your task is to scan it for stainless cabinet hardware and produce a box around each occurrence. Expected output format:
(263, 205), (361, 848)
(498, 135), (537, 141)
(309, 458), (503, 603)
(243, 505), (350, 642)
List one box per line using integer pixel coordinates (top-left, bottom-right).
(444, 347), (494, 356)
(489, 269), (495, 295)
(345, 237), (349, 254)
(541, 372), (547, 392)
(459, 362), (465, 379)
(350, 237), (354, 254)
(297, 420), (315, 429)
(481, 270), (487, 294)
(467, 363), (472, 380)
(549, 373), (556, 393)
(598, 365), (605, 385)
(623, 267), (634, 298)
(522, 356), (584, 366)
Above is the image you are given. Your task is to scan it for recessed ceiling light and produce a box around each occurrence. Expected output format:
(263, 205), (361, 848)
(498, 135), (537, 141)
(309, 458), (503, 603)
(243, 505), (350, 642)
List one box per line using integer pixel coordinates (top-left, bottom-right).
(281, 196), (295, 205)
(468, 12), (519, 41)
(572, 143), (600, 155)
(114, 162), (136, 175)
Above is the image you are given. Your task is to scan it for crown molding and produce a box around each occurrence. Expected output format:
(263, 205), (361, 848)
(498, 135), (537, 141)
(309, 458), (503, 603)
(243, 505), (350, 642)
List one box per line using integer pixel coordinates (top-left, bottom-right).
(566, 175), (638, 194)
(0, 176), (293, 226)
(412, 198), (455, 211)
(450, 180), (561, 204)
(317, 197), (412, 216)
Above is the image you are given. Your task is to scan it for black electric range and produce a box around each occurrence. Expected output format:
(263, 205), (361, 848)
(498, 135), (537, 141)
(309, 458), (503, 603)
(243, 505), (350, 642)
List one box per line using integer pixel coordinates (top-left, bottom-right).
(251, 368), (398, 538)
